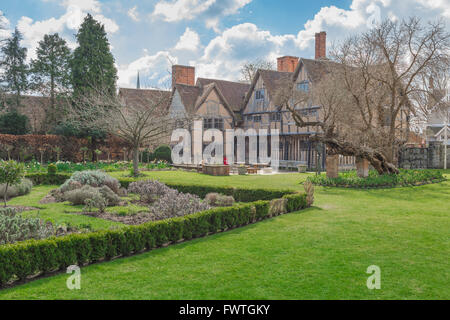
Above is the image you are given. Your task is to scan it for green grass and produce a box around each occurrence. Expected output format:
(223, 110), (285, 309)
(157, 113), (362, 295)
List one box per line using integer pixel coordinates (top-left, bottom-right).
(6, 185), (123, 231)
(109, 170), (313, 190)
(0, 171), (449, 299)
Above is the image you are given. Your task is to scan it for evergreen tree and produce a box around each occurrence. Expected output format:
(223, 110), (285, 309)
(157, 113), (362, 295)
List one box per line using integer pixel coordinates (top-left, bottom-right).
(31, 33), (71, 131)
(71, 14), (117, 97)
(0, 28), (28, 110)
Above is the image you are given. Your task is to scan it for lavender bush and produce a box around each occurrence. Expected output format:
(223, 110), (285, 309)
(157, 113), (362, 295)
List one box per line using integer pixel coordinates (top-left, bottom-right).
(150, 189), (210, 220)
(128, 180), (171, 204)
(60, 170), (120, 194)
(0, 208), (54, 245)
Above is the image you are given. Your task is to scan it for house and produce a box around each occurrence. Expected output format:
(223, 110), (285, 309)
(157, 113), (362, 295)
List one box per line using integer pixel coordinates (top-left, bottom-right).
(425, 84), (449, 146)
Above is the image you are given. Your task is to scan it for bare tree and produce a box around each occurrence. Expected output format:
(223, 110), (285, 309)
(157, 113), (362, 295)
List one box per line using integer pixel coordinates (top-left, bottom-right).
(66, 87), (184, 176)
(281, 17), (449, 175)
(240, 59), (275, 83)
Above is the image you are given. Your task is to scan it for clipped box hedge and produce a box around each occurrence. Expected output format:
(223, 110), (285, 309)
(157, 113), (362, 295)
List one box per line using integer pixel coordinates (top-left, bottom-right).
(0, 193), (307, 286)
(25, 173), (71, 186)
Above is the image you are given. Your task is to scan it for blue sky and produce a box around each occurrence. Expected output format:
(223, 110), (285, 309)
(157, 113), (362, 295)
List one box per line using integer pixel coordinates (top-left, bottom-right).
(0, 0), (448, 88)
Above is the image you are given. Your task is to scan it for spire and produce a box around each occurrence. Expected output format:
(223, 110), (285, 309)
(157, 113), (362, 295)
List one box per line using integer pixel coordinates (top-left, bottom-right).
(137, 71), (141, 89)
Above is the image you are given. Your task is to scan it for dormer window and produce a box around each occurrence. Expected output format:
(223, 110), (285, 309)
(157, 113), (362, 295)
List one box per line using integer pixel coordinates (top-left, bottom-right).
(255, 89), (265, 100)
(297, 81), (309, 92)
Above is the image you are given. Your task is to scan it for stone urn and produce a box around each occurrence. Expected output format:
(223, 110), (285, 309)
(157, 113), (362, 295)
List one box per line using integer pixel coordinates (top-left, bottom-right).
(238, 166), (247, 175)
(297, 164), (307, 173)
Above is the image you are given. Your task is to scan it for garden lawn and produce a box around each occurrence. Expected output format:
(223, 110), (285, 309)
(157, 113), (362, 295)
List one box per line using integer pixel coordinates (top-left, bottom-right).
(109, 170), (313, 190)
(0, 171), (448, 299)
(6, 185), (123, 231)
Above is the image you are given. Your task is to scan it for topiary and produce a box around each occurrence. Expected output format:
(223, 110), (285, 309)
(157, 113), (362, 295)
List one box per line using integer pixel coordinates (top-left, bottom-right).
(47, 163), (58, 175)
(151, 145), (172, 163)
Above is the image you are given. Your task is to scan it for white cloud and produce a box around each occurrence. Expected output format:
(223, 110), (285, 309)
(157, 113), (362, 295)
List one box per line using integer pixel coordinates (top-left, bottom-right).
(117, 51), (177, 89)
(17, 0), (118, 60)
(0, 10), (11, 39)
(118, 0), (450, 87)
(152, 0), (252, 30)
(128, 6), (140, 22)
(174, 28), (201, 51)
(190, 0), (450, 81)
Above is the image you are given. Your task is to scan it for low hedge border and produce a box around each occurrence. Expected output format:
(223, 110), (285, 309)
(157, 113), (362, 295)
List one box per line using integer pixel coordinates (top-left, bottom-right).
(307, 170), (446, 189)
(0, 192), (308, 286)
(25, 173), (71, 186)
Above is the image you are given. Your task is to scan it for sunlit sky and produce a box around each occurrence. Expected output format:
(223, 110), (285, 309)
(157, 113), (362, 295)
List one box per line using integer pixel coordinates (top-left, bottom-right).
(1, 0), (449, 88)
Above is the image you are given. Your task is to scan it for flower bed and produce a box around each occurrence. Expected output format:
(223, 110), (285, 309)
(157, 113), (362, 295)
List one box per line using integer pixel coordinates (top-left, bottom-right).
(307, 169), (446, 188)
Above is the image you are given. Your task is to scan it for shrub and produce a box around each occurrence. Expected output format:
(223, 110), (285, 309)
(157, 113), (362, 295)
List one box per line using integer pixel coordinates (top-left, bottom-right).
(47, 163), (57, 175)
(64, 185), (120, 207)
(150, 145), (172, 163)
(283, 193), (308, 212)
(0, 160), (25, 206)
(0, 112), (30, 135)
(150, 189), (211, 220)
(84, 194), (109, 213)
(98, 186), (121, 206)
(128, 180), (171, 204)
(60, 180), (83, 193)
(307, 169), (446, 188)
(64, 185), (102, 205)
(60, 170), (120, 194)
(119, 178), (290, 203)
(25, 173), (70, 185)
(0, 208), (54, 245)
(205, 193), (235, 207)
(0, 178), (32, 200)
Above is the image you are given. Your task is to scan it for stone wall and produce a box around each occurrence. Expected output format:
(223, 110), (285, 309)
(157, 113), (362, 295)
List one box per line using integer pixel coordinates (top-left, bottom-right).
(399, 142), (450, 169)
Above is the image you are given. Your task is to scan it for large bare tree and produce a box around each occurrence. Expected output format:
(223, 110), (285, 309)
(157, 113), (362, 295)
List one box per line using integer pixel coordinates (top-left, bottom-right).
(67, 87), (182, 176)
(282, 17), (449, 175)
(240, 59), (275, 83)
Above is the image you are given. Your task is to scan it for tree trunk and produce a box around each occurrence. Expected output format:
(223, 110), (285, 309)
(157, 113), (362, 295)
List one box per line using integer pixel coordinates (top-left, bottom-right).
(318, 136), (399, 175)
(132, 147), (140, 177)
(3, 183), (8, 207)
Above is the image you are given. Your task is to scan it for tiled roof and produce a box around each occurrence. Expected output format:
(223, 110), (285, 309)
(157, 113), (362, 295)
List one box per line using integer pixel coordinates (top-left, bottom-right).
(197, 78), (250, 112)
(118, 88), (171, 115)
(258, 69), (294, 101)
(295, 58), (342, 83)
(173, 83), (201, 114)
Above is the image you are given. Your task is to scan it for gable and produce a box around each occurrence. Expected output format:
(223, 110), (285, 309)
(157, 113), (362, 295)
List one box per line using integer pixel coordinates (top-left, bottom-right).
(169, 90), (187, 118)
(196, 88), (232, 118)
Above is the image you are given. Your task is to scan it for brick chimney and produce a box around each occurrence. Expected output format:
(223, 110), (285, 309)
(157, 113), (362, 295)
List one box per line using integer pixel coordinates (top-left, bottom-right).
(277, 56), (299, 73)
(315, 31), (326, 59)
(172, 65), (195, 88)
